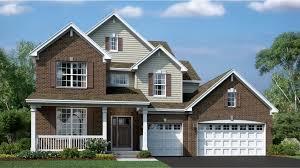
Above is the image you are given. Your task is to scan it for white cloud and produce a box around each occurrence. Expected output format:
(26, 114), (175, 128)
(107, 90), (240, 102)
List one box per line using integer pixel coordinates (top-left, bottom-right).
(0, 3), (30, 16)
(116, 6), (143, 18)
(249, 0), (300, 12)
(161, 0), (225, 17)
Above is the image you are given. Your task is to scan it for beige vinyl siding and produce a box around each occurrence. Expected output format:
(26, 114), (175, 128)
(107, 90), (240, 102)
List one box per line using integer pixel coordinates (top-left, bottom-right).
(108, 71), (134, 87)
(183, 82), (199, 93)
(89, 16), (151, 63)
(136, 50), (182, 103)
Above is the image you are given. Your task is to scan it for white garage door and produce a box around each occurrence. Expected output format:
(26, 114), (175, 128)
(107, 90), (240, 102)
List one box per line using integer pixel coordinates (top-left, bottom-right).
(198, 123), (265, 156)
(148, 123), (183, 156)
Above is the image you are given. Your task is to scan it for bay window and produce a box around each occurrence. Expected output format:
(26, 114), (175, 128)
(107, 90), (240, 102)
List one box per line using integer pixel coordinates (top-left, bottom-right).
(110, 72), (129, 87)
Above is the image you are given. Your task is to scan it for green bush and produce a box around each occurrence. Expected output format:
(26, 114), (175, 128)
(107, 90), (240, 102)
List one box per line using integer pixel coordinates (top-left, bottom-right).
(16, 150), (60, 159)
(137, 150), (151, 158)
(269, 144), (284, 155)
(95, 154), (116, 160)
(280, 138), (300, 156)
(79, 150), (96, 159)
(86, 139), (110, 154)
(16, 138), (30, 151)
(61, 148), (80, 159)
(0, 154), (17, 160)
(0, 142), (21, 154)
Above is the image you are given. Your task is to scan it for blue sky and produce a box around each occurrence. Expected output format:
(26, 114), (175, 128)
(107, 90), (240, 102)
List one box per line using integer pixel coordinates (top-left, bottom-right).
(1, 0), (300, 92)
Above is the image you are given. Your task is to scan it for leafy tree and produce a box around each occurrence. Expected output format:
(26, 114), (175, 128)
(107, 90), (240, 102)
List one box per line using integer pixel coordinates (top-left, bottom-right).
(256, 32), (300, 112)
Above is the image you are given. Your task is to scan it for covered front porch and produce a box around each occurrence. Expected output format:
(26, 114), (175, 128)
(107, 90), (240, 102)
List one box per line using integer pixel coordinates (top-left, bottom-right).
(29, 103), (149, 152)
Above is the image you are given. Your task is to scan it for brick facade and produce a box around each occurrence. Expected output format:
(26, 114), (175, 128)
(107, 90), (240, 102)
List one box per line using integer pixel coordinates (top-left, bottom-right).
(35, 29), (107, 97)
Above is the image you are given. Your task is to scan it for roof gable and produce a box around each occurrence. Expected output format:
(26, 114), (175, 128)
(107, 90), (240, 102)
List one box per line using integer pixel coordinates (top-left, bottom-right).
(87, 12), (154, 50)
(29, 23), (111, 62)
(131, 46), (188, 72)
(185, 69), (278, 114)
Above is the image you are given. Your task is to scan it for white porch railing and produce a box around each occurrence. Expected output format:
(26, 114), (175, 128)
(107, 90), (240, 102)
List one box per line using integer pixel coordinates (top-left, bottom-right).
(37, 135), (104, 151)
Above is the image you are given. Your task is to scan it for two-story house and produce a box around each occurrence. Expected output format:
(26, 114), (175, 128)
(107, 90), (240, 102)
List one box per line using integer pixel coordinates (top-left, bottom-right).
(26, 12), (278, 156)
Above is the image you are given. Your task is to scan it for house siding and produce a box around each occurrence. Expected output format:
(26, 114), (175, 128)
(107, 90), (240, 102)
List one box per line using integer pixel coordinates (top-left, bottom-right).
(35, 30), (107, 98)
(89, 16), (151, 63)
(136, 50), (183, 103)
(36, 107), (102, 135)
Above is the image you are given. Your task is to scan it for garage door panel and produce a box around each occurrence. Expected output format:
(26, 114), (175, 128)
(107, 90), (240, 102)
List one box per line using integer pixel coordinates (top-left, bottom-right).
(198, 123), (266, 156)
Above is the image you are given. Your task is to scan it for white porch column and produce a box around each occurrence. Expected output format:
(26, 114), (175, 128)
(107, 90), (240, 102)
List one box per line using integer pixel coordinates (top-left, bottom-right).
(142, 107), (148, 150)
(30, 106), (37, 151)
(102, 106), (107, 140)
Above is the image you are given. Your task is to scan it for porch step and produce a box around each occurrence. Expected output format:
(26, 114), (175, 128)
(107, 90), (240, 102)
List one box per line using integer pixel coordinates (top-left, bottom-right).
(114, 151), (140, 158)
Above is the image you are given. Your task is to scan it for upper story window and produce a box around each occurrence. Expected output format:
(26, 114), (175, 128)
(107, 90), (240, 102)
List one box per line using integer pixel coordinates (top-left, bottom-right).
(110, 33), (118, 51)
(110, 72), (129, 87)
(56, 108), (87, 135)
(227, 88), (237, 107)
(56, 62), (87, 88)
(153, 70), (166, 96)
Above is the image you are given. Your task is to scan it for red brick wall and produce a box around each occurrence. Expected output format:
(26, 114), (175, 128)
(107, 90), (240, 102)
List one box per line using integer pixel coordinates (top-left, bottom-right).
(35, 29), (107, 97)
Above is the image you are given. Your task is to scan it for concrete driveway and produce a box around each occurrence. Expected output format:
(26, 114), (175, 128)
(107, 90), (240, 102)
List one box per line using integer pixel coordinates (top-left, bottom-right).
(156, 156), (300, 167)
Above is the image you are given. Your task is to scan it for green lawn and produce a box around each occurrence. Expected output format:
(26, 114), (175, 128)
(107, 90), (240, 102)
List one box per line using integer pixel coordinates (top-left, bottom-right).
(288, 155), (300, 160)
(0, 160), (168, 168)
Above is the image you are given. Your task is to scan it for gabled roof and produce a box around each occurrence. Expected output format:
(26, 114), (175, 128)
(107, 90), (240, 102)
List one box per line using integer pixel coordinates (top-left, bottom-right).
(87, 12), (155, 50)
(149, 40), (174, 55)
(180, 60), (201, 81)
(131, 45), (188, 72)
(29, 23), (111, 62)
(185, 69), (279, 114)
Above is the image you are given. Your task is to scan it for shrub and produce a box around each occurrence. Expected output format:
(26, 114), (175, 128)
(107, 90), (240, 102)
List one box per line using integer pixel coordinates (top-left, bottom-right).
(16, 138), (30, 151)
(0, 154), (17, 160)
(16, 150), (60, 159)
(86, 139), (110, 154)
(280, 138), (300, 156)
(137, 150), (151, 158)
(60, 148), (80, 159)
(0, 142), (21, 154)
(79, 150), (96, 159)
(95, 154), (116, 160)
(269, 144), (284, 155)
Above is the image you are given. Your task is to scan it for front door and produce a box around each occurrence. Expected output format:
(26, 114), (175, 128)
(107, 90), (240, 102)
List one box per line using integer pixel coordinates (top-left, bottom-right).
(112, 116), (132, 150)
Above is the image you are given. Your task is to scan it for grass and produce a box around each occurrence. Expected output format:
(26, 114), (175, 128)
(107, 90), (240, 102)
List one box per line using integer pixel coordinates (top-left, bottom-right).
(288, 155), (300, 160)
(0, 160), (168, 168)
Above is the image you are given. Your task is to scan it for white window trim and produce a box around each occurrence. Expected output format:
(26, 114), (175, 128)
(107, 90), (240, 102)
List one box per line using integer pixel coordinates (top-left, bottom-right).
(56, 62), (87, 89)
(153, 70), (166, 97)
(109, 33), (118, 52)
(56, 107), (87, 135)
(109, 72), (129, 87)
(227, 88), (237, 108)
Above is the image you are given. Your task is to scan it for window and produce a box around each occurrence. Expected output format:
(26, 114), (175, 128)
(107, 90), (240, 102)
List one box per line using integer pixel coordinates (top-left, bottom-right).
(215, 125), (221, 130)
(256, 125), (263, 130)
(227, 88), (237, 107)
(174, 124), (181, 130)
(56, 108), (87, 135)
(231, 125), (238, 130)
(157, 124), (164, 130)
(110, 73), (129, 87)
(223, 125), (229, 130)
(248, 125), (255, 130)
(206, 125), (213, 130)
(56, 62), (87, 88)
(165, 124), (172, 130)
(110, 33), (118, 51)
(153, 71), (166, 96)
(240, 125), (246, 130)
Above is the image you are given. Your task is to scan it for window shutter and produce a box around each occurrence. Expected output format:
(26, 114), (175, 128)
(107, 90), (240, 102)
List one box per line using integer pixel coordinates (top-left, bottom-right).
(50, 61), (56, 87)
(237, 93), (241, 107)
(166, 74), (171, 96)
(148, 73), (153, 96)
(118, 38), (123, 51)
(87, 62), (94, 88)
(105, 37), (110, 50)
(224, 92), (228, 107)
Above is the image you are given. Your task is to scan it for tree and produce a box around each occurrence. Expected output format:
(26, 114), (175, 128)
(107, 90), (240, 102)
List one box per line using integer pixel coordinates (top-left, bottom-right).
(256, 32), (300, 112)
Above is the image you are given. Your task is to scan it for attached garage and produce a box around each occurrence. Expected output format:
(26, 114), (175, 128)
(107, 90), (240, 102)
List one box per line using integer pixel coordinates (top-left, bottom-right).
(197, 121), (266, 156)
(148, 123), (183, 156)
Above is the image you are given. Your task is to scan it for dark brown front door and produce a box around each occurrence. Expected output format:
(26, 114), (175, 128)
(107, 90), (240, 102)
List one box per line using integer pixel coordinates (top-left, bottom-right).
(112, 117), (132, 149)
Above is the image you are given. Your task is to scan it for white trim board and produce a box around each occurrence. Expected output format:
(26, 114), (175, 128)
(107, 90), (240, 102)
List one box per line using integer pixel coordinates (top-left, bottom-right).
(29, 23), (111, 62)
(131, 46), (188, 72)
(185, 69), (278, 114)
(198, 120), (265, 124)
(87, 12), (155, 50)
(26, 99), (150, 105)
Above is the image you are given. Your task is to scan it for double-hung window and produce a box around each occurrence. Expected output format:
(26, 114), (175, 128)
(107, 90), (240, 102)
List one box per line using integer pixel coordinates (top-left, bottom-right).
(153, 71), (166, 96)
(110, 33), (118, 51)
(110, 73), (129, 87)
(56, 108), (87, 135)
(227, 88), (237, 107)
(56, 62), (87, 88)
